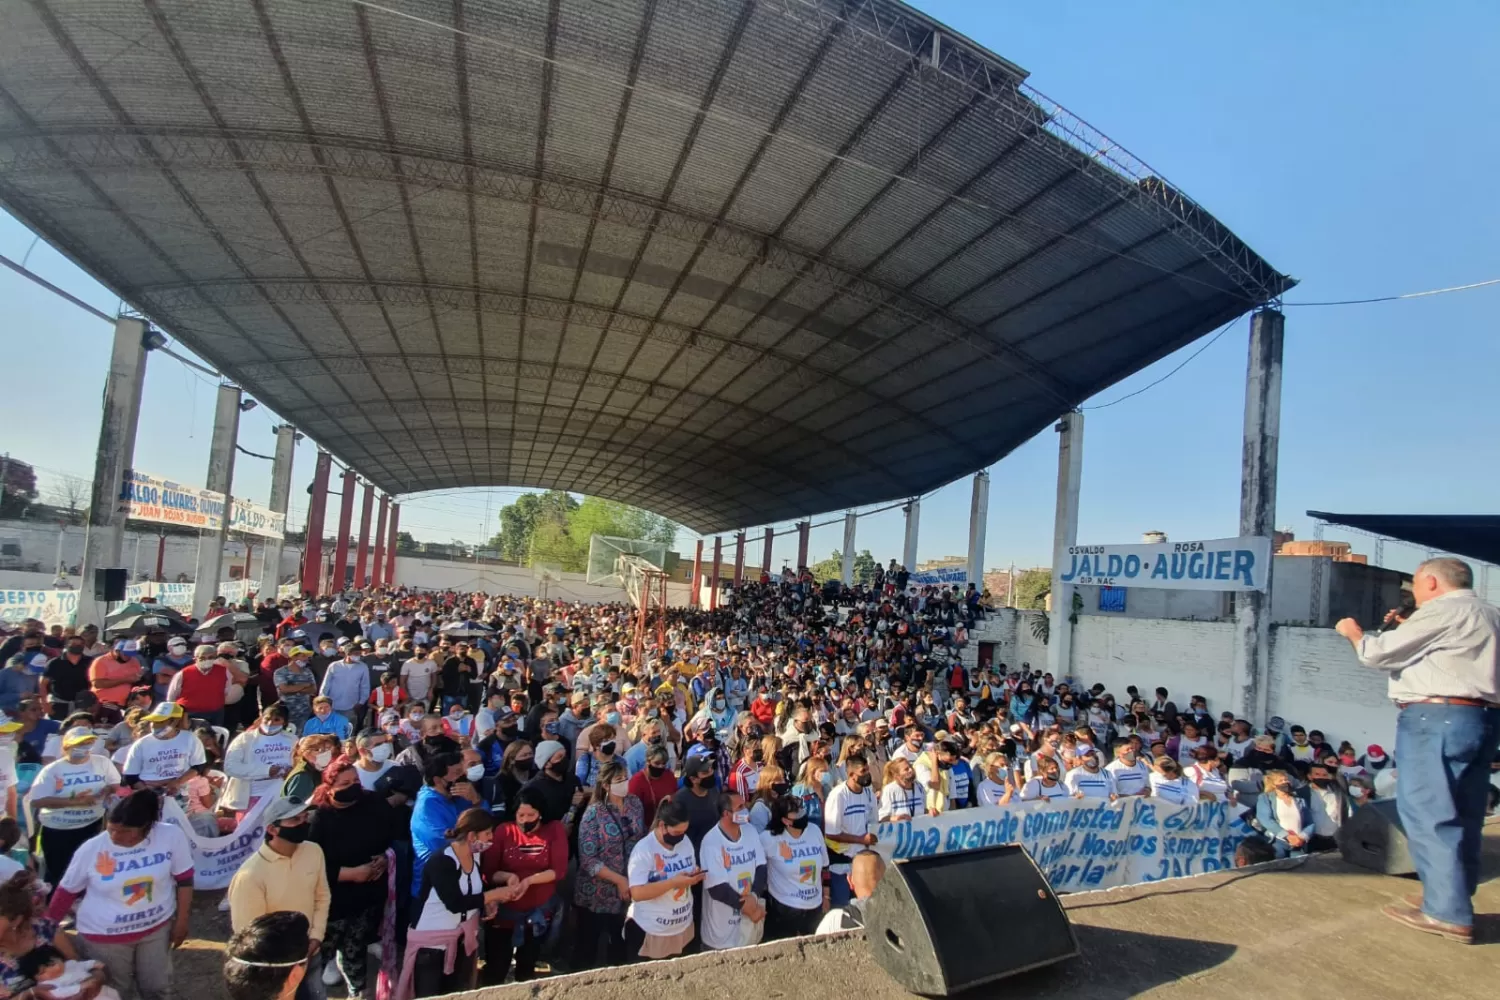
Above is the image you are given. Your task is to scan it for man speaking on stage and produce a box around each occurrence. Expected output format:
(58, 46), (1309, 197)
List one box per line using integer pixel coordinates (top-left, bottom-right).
(1335, 556), (1500, 944)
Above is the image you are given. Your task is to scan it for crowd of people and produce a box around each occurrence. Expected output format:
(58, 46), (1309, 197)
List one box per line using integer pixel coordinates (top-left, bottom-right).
(0, 562), (1446, 1000)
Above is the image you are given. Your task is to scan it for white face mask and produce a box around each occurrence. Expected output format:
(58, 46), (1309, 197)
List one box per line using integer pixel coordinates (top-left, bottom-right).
(731, 808), (750, 824)
(465, 764), (485, 782)
(609, 780), (630, 798)
(370, 743), (393, 763)
(313, 750), (334, 769)
(262, 723), (284, 736)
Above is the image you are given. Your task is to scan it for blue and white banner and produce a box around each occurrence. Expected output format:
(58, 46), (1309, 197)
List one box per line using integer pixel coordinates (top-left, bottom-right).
(911, 566), (968, 586)
(228, 499), (285, 540)
(161, 794), (272, 890)
(1058, 535), (1272, 592)
(0, 589), (79, 626)
(875, 797), (1253, 893)
(118, 469), (225, 530)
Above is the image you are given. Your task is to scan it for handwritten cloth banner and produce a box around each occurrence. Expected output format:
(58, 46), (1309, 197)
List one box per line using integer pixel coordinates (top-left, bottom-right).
(229, 499), (285, 540)
(118, 469), (225, 530)
(160, 794), (272, 891)
(876, 797), (1253, 893)
(0, 589), (79, 627)
(911, 566), (968, 586)
(1058, 535), (1272, 592)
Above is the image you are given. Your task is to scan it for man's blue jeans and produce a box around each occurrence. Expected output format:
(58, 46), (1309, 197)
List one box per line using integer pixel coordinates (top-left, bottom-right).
(1394, 703), (1500, 927)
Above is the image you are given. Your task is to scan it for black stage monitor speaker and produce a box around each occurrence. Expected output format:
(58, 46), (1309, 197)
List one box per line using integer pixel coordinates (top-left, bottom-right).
(1339, 798), (1415, 875)
(94, 568), (127, 603)
(864, 844), (1077, 996)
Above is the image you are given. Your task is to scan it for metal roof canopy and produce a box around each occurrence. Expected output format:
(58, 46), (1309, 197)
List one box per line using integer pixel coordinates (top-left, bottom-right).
(0, 0), (1291, 534)
(1308, 512), (1500, 568)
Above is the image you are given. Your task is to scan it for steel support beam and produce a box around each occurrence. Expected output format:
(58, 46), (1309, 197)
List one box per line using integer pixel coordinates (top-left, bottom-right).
(353, 481), (375, 588)
(191, 383), (242, 619)
(762, 527), (774, 580)
(371, 495), (389, 590)
(967, 471), (990, 589)
(733, 531), (746, 588)
(691, 539), (704, 609)
(300, 451), (332, 598)
(841, 512), (857, 585)
(332, 469), (356, 593)
(78, 317), (148, 631)
(902, 499), (920, 573)
(710, 537), (722, 612)
(1047, 413), (1084, 679)
(386, 503), (400, 586)
(797, 521), (810, 571)
(1231, 309), (1284, 723)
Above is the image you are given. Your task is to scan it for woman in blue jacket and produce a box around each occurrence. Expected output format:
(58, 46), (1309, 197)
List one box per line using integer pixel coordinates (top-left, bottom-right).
(1255, 769), (1313, 857)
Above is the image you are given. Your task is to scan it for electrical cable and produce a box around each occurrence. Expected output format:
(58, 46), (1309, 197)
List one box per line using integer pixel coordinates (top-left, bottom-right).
(1284, 276), (1500, 306)
(235, 444), (276, 461)
(1082, 316), (1240, 411)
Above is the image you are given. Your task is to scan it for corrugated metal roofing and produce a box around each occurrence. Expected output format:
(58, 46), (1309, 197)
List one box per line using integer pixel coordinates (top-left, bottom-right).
(0, 0), (1292, 533)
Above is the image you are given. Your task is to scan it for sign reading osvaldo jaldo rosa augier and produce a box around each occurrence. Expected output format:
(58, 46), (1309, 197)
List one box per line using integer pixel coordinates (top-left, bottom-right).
(1059, 535), (1273, 592)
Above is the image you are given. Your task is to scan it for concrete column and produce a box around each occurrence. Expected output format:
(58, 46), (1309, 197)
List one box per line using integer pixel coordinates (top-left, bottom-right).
(691, 539), (704, 608)
(191, 384), (242, 619)
(796, 521), (810, 570)
(841, 512), (857, 585)
(78, 318), (149, 630)
(967, 472), (989, 589)
(353, 481), (374, 589)
(1047, 412), (1084, 678)
(385, 503), (400, 586)
(371, 495), (389, 590)
(902, 499), (920, 572)
(709, 537), (722, 611)
(258, 425), (297, 601)
(300, 452), (332, 598)
(762, 527), (773, 579)
(331, 470), (356, 593)
(1231, 309), (1284, 723)
(733, 531), (746, 587)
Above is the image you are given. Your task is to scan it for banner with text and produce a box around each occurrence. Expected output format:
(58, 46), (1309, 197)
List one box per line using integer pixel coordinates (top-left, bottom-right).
(1057, 536), (1272, 592)
(0, 589), (79, 627)
(119, 469), (226, 530)
(911, 566), (968, 586)
(229, 498), (285, 539)
(875, 797), (1253, 893)
(161, 794), (272, 890)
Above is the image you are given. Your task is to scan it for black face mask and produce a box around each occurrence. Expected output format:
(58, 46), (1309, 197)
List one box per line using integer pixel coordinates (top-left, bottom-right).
(751, 748), (765, 764)
(598, 740), (616, 757)
(856, 773), (873, 789)
(662, 830), (685, 847)
(499, 723), (518, 735)
(772, 782), (790, 796)
(789, 815), (809, 832)
(647, 764), (665, 778)
(520, 819), (539, 834)
(545, 760), (565, 777)
(272, 823), (310, 844)
(332, 785), (362, 805)
(647, 734), (663, 746)
(1310, 777), (1333, 788)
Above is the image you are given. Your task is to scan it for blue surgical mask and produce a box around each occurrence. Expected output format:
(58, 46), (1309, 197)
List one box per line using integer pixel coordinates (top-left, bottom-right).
(606, 711), (621, 726)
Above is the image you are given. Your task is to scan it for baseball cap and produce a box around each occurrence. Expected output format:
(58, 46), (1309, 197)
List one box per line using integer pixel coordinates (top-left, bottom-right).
(262, 796), (312, 826)
(1366, 744), (1387, 760)
(287, 646), (313, 659)
(143, 701), (185, 723)
(683, 754), (714, 778)
(61, 726), (98, 749)
(167, 637), (188, 650)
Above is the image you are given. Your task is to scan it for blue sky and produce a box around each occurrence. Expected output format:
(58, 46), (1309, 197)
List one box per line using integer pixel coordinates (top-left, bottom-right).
(2, 0), (1497, 577)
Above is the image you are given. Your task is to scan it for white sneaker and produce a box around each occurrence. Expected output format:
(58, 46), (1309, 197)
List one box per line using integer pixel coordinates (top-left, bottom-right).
(322, 962), (342, 987)
(217, 895), (231, 912)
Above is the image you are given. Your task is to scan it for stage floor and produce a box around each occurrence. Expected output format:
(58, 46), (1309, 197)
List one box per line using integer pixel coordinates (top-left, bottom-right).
(470, 822), (1500, 1000)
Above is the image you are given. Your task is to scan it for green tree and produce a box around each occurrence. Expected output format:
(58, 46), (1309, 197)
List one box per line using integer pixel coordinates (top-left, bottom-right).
(808, 549), (876, 584)
(395, 531), (418, 552)
(853, 550), (877, 585)
(490, 490), (578, 562)
(1014, 567), (1052, 609)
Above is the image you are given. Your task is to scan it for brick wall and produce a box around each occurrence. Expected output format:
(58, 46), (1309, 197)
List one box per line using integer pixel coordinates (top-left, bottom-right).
(1267, 625), (1396, 749)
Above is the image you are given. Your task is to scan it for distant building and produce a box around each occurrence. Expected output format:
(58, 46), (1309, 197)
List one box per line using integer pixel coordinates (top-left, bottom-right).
(1276, 535), (1368, 565)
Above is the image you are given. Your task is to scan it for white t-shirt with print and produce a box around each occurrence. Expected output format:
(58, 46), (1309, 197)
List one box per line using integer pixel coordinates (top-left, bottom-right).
(1063, 766), (1115, 800)
(1105, 759), (1152, 796)
(822, 782), (876, 872)
(626, 834), (697, 936)
(31, 755), (122, 830)
(61, 822), (195, 937)
(878, 782), (922, 821)
(1019, 778), (1067, 802)
(1148, 774), (1198, 806)
(121, 731), (206, 783)
(400, 659), (438, 702)
(697, 823), (766, 950)
(759, 825), (827, 911)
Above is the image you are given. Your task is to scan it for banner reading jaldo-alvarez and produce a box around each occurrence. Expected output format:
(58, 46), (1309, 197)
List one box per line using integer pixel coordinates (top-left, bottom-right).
(118, 469), (225, 530)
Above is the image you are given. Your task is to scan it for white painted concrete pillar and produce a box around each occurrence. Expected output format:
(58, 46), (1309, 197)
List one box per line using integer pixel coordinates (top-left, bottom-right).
(1047, 412), (1084, 679)
(902, 499), (920, 572)
(259, 425), (298, 599)
(78, 318), (149, 631)
(841, 512), (857, 585)
(1231, 309), (1284, 723)
(967, 472), (990, 589)
(191, 384), (242, 619)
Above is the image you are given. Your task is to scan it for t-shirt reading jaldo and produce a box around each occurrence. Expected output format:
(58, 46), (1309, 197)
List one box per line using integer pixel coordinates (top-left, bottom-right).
(60, 822), (195, 938)
(626, 835), (696, 936)
(698, 824), (765, 950)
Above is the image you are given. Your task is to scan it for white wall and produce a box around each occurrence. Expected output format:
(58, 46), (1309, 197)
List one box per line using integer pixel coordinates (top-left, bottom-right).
(0, 519), (301, 586)
(968, 608), (1395, 750)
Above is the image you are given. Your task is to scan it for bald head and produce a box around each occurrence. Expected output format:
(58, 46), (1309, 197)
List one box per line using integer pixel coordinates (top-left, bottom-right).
(1414, 557), (1473, 604)
(849, 850), (886, 900)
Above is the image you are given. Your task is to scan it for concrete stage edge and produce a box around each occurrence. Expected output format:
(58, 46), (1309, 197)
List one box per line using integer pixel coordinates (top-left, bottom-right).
(468, 824), (1499, 1000)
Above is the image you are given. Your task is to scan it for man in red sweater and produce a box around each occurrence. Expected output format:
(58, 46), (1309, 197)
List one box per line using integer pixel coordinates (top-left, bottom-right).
(626, 742), (677, 820)
(748, 688), (776, 729)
